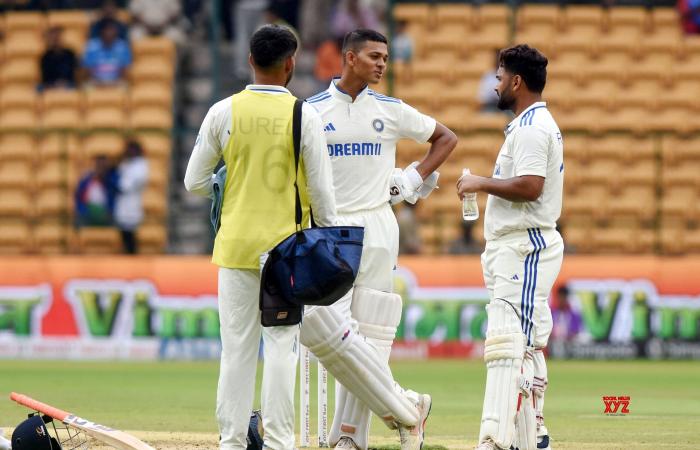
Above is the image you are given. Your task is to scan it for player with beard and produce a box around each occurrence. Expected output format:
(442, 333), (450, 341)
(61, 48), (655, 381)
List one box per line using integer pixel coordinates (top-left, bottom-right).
(304, 29), (457, 450)
(184, 24), (337, 450)
(457, 44), (563, 450)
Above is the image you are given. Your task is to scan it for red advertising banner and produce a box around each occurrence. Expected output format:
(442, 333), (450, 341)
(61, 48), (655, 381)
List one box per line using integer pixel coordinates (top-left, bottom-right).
(0, 256), (699, 360)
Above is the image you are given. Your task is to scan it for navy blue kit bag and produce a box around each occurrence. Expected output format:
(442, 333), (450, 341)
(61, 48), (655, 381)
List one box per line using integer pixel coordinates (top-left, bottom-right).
(259, 99), (364, 326)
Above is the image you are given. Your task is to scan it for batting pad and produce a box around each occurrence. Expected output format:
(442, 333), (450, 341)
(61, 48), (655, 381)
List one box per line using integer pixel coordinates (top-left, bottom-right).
(329, 288), (403, 449)
(300, 306), (419, 428)
(478, 301), (526, 449)
(514, 348), (536, 450)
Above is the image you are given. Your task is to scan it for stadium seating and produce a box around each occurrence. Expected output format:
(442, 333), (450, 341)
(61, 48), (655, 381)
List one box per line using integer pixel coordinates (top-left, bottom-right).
(391, 3), (700, 254)
(0, 10), (174, 255)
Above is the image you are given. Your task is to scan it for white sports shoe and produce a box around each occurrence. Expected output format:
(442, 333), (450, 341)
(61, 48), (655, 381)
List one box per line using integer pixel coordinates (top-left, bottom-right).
(398, 393), (432, 450)
(334, 436), (360, 450)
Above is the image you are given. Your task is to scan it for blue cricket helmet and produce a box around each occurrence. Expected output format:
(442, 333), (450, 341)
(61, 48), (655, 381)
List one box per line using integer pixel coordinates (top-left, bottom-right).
(11, 415), (61, 450)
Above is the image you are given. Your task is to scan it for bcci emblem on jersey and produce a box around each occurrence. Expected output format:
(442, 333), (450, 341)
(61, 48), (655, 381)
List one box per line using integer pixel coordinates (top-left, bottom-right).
(372, 118), (384, 132)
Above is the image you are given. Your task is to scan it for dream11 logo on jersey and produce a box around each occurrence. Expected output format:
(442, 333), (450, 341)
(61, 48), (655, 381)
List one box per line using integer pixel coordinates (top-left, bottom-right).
(602, 396), (631, 415)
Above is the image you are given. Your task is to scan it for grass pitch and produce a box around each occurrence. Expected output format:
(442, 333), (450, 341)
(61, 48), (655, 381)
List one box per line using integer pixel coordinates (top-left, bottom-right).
(1, 359), (698, 449)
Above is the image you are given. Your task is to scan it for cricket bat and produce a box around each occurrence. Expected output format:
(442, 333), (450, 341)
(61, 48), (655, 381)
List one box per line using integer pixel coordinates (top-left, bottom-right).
(10, 392), (156, 450)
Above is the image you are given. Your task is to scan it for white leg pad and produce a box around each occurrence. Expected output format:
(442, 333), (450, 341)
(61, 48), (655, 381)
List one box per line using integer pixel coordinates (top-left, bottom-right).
(478, 301), (526, 449)
(329, 288), (403, 449)
(514, 348), (537, 450)
(300, 305), (419, 428)
(533, 348), (548, 437)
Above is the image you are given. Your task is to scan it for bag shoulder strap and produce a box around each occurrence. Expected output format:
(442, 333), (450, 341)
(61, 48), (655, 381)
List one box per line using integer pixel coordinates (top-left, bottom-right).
(292, 98), (303, 229)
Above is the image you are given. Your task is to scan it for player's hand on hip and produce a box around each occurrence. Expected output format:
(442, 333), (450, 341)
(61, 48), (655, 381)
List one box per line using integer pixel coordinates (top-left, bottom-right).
(456, 174), (482, 200)
(389, 164), (423, 205)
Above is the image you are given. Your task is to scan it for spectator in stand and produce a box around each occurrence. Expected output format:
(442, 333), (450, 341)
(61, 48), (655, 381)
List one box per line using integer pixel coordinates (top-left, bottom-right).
(448, 221), (482, 254)
(678, 0), (700, 34)
(299, 0), (334, 49)
(39, 26), (78, 90)
(477, 49), (501, 112)
(392, 19), (414, 64)
(114, 141), (149, 254)
(89, 0), (129, 41)
(75, 155), (118, 227)
(331, 0), (381, 39)
(129, 0), (188, 45)
(82, 18), (132, 85)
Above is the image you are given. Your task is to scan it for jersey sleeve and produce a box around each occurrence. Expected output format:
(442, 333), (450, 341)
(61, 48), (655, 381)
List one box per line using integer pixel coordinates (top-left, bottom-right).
(397, 102), (436, 143)
(512, 126), (549, 178)
(300, 102), (337, 227)
(183, 104), (225, 198)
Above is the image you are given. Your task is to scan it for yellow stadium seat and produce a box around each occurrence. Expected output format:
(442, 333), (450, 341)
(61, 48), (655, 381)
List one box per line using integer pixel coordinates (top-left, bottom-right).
(142, 189), (167, 219)
(0, 159), (31, 189)
(393, 3), (434, 26)
(1, 85), (39, 110)
(0, 109), (38, 131)
(138, 224), (167, 254)
(547, 51), (592, 83)
(683, 228), (700, 253)
(132, 36), (176, 62)
(564, 185), (608, 219)
(4, 33), (44, 59)
(651, 8), (680, 31)
(36, 159), (78, 189)
(129, 83), (172, 110)
(659, 217), (686, 254)
(36, 189), (71, 218)
(34, 221), (69, 254)
(0, 221), (32, 254)
(42, 105), (83, 129)
(435, 4), (472, 25)
(660, 186), (699, 221)
(130, 106), (173, 129)
(0, 58), (40, 86)
(85, 107), (126, 129)
(47, 10), (89, 31)
(42, 89), (82, 110)
(662, 135), (700, 164)
(0, 133), (35, 161)
(76, 227), (121, 254)
(0, 189), (32, 218)
(39, 132), (81, 161)
(4, 11), (45, 32)
(638, 27), (683, 53)
(146, 161), (168, 190)
(129, 59), (174, 84)
(517, 4), (562, 31)
(83, 133), (124, 159)
(132, 132), (171, 159)
(85, 86), (127, 109)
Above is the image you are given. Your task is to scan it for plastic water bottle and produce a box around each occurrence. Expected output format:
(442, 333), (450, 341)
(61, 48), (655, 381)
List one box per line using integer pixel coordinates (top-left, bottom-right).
(461, 168), (479, 221)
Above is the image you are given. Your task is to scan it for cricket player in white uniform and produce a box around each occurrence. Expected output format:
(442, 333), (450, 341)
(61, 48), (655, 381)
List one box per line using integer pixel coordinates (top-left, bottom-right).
(457, 45), (563, 450)
(184, 25), (338, 450)
(303, 29), (458, 450)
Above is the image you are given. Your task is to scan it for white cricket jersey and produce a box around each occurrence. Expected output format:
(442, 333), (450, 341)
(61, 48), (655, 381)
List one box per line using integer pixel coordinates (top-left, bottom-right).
(484, 101), (564, 241)
(307, 79), (437, 213)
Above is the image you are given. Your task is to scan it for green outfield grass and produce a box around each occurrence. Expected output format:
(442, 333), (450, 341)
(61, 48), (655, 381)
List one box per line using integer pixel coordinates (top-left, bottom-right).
(1, 359), (699, 449)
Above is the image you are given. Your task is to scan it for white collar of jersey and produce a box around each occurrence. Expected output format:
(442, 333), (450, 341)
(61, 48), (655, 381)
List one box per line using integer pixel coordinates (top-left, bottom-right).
(507, 101), (547, 132)
(245, 84), (291, 94)
(329, 77), (369, 103)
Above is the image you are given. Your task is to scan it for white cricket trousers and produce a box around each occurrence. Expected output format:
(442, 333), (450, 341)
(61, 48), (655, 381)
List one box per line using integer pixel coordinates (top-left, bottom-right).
(217, 267), (299, 450)
(481, 228), (563, 347)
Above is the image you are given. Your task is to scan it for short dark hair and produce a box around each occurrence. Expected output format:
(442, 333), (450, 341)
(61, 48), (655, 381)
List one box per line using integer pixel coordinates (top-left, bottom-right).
(342, 29), (388, 53)
(498, 44), (548, 93)
(250, 24), (298, 70)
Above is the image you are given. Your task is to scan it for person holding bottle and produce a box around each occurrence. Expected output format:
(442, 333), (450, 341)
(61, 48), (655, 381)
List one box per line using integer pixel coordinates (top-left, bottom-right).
(457, 44), (563, 450)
